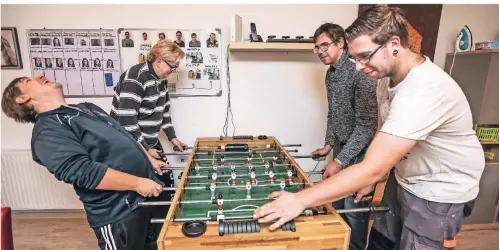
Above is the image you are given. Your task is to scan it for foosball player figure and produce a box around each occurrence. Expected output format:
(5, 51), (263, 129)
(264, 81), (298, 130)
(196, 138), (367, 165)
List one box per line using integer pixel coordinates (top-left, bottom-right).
(231, 162), (236, 171)
(211, 172), (217, 184)
(250, 170), (256, 186)
(195, 162), (200, 176)
(248, 162), (253, 174)
(247, 152), (253, 162)
(245, 180), (252, 199)
(231, 170), (237, 185)
(269, 170), (275, 184)
(217, 193), (224, 214)
(272, 156), (278, 165)
(264, 161), (270, 174)
(220, 154), (225, 167)
(287, 168), (293, 183)
(210, 182), (216, 200)
(280, 179), (286, 191)
(212, 163), (218, 171)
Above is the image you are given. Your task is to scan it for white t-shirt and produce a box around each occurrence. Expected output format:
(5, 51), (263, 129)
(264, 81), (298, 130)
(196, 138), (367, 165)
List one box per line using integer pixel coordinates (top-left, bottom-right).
(376, 77), (393, 123)
(380, 56), (485, 203)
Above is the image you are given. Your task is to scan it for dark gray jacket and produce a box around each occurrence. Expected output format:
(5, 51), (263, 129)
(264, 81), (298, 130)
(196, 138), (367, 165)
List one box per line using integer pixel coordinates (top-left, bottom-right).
(31, 103), (163, 229)
(324, 49), (378, 167)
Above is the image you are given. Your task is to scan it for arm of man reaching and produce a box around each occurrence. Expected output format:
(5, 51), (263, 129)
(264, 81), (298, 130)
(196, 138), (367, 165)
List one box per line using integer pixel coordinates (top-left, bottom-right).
(111, 77), (150, 151)
(253, 132), (416, 230)
(254, 83), (449, 230)
(161, 90), (186, 151)
(32, 127), (162, 198)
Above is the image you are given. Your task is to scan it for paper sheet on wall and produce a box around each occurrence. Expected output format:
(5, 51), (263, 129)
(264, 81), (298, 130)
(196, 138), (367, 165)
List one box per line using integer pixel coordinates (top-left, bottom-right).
(27, 29), (121, 97)
(118, 28), (222, 97)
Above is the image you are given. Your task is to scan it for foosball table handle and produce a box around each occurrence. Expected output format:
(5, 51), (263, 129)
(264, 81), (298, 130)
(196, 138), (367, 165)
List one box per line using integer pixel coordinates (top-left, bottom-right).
(218, 143), (249, 151)
(220, 135), (254, 140)
(218, 220), (261, 236)
(173, 145), (190, 151)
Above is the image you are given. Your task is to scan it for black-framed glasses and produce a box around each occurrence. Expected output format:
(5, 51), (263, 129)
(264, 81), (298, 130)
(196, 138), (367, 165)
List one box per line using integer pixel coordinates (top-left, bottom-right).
(349, 43), (384, 64)
(164, 60), (178, 72)
(312, 42), (334, 53)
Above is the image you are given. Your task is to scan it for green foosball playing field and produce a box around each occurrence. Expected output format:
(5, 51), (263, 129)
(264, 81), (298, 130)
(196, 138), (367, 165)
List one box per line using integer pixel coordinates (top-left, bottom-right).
(177, 150), (303, 220)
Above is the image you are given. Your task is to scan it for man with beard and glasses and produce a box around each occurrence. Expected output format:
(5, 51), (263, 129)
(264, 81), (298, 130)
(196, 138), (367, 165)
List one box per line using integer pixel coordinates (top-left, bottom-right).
(253, 5), (485, 250)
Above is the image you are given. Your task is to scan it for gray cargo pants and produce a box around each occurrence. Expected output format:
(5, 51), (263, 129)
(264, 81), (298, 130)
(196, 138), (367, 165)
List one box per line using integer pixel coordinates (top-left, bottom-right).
(369, 170), (465, 249)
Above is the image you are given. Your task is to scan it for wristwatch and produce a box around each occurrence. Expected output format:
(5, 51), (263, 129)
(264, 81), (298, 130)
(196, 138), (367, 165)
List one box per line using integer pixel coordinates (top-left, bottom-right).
(334, 158), (344, 168)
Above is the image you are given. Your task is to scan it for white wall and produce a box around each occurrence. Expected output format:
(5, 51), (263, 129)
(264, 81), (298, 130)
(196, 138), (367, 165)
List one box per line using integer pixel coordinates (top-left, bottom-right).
(1, 4), (498, 209)
(433, 4), (499, 68)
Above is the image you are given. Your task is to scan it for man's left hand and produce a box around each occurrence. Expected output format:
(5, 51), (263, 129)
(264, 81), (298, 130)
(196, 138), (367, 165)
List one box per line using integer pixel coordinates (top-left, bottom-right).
(354, 184), (375, 203)
(253, 191), (305, 231)
(171, 138), (186, 151)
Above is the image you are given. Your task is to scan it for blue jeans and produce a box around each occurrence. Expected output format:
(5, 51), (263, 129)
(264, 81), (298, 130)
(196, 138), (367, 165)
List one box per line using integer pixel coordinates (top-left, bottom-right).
(333, 195), (371, 250)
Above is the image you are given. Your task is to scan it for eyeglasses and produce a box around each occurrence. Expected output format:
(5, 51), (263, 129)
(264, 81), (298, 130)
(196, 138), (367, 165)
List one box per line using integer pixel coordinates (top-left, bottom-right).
(163, 60), (178, 72)
(312, 42), (334, 53)
(349, 43), (385, 64)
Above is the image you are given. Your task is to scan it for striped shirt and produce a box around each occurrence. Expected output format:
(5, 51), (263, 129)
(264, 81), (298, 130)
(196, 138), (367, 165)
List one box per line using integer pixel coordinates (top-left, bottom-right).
(110, 62), (176, 150)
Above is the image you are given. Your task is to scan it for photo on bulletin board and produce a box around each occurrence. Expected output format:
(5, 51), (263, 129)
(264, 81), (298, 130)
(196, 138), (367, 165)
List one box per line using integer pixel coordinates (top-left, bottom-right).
(1, 27), (23, 69)
(205, 32), (219, 48)
(172, 30), (185, 48)
(27, 29), (122, 97)
(188, 31), (201, 48)
(118, 28), (222, 97)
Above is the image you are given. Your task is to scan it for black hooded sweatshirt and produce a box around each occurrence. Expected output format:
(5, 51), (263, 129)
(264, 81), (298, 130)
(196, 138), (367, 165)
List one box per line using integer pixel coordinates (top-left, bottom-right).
(30, 102), (163, 229)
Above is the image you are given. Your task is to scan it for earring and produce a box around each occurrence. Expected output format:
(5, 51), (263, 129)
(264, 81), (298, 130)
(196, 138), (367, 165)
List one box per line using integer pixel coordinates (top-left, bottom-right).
(393, 50), (398, 55)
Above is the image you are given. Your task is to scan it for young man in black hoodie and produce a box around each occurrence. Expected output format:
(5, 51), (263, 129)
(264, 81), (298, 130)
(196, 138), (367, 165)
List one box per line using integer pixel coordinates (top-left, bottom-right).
(1, 75), (165, 250)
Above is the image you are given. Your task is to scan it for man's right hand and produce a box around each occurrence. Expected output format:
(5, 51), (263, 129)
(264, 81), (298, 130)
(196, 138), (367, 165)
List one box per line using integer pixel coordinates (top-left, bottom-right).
(151, 158), (169, 176)
(311, 145), (332, 161)
(148, 148), (161, 159)
(135, 178), (163, 198)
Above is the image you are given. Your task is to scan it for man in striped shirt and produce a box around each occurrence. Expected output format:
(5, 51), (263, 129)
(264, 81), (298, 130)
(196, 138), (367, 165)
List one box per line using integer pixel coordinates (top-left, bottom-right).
(111, 40), (186, 172)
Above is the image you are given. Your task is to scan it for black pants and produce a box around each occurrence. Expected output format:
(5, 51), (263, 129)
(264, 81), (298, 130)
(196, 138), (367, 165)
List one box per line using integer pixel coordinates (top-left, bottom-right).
(146, 143), (175, 240)
(93, 207), (159, 250)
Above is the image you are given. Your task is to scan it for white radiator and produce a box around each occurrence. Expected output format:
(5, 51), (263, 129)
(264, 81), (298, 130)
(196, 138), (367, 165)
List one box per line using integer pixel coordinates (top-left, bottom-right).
(1, 149), (83, 210)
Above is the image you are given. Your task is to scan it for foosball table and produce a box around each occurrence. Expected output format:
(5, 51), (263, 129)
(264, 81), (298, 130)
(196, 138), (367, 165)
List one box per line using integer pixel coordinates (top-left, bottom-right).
(140, 135), (389, 250)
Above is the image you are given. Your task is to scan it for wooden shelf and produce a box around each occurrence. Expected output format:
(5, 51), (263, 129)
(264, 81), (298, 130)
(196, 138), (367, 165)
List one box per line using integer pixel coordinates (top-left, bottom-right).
(447, 49), (499, 56)
(229, 42), (314, 52)
(482, 141), (499, 145)
(486, 160), (499, 166)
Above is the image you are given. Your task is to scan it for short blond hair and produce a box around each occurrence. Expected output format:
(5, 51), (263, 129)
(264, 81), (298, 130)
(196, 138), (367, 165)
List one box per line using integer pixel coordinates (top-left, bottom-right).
(148, 40), (185, 64)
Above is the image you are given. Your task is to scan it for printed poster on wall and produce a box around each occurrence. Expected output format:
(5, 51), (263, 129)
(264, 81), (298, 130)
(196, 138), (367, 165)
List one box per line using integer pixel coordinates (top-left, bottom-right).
(118, 28), (222, 97)
(27, 29), (122, 96)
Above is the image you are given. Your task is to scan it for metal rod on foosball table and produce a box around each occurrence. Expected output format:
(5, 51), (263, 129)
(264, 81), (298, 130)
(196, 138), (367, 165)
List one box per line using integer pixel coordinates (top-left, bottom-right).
(138, 197), (275, 207)
(193, 163), (292, 170)
(337, 206), (390, 214)
(149, 206), (390, 224)
(162, 149), (298, 157)
(164, 181), (314, 191)
(185, 171), (292, 179)
(162, 163), (292, 171)
(292, 154), (327, 159)
(173, 144), (300, 151)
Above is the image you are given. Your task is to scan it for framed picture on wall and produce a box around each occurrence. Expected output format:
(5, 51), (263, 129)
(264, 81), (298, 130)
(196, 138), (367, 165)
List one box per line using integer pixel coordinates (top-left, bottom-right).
(1, 27), (23, 69)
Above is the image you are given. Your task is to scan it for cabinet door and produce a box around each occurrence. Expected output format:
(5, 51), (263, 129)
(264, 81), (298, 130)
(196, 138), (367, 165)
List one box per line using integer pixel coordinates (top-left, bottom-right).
(479, 54), (499, 124)
(464, 164), (499, 224)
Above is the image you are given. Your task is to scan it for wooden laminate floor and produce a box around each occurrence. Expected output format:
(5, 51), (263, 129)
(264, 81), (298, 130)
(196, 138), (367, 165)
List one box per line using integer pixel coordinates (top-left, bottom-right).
(9, 211), (499, 250)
